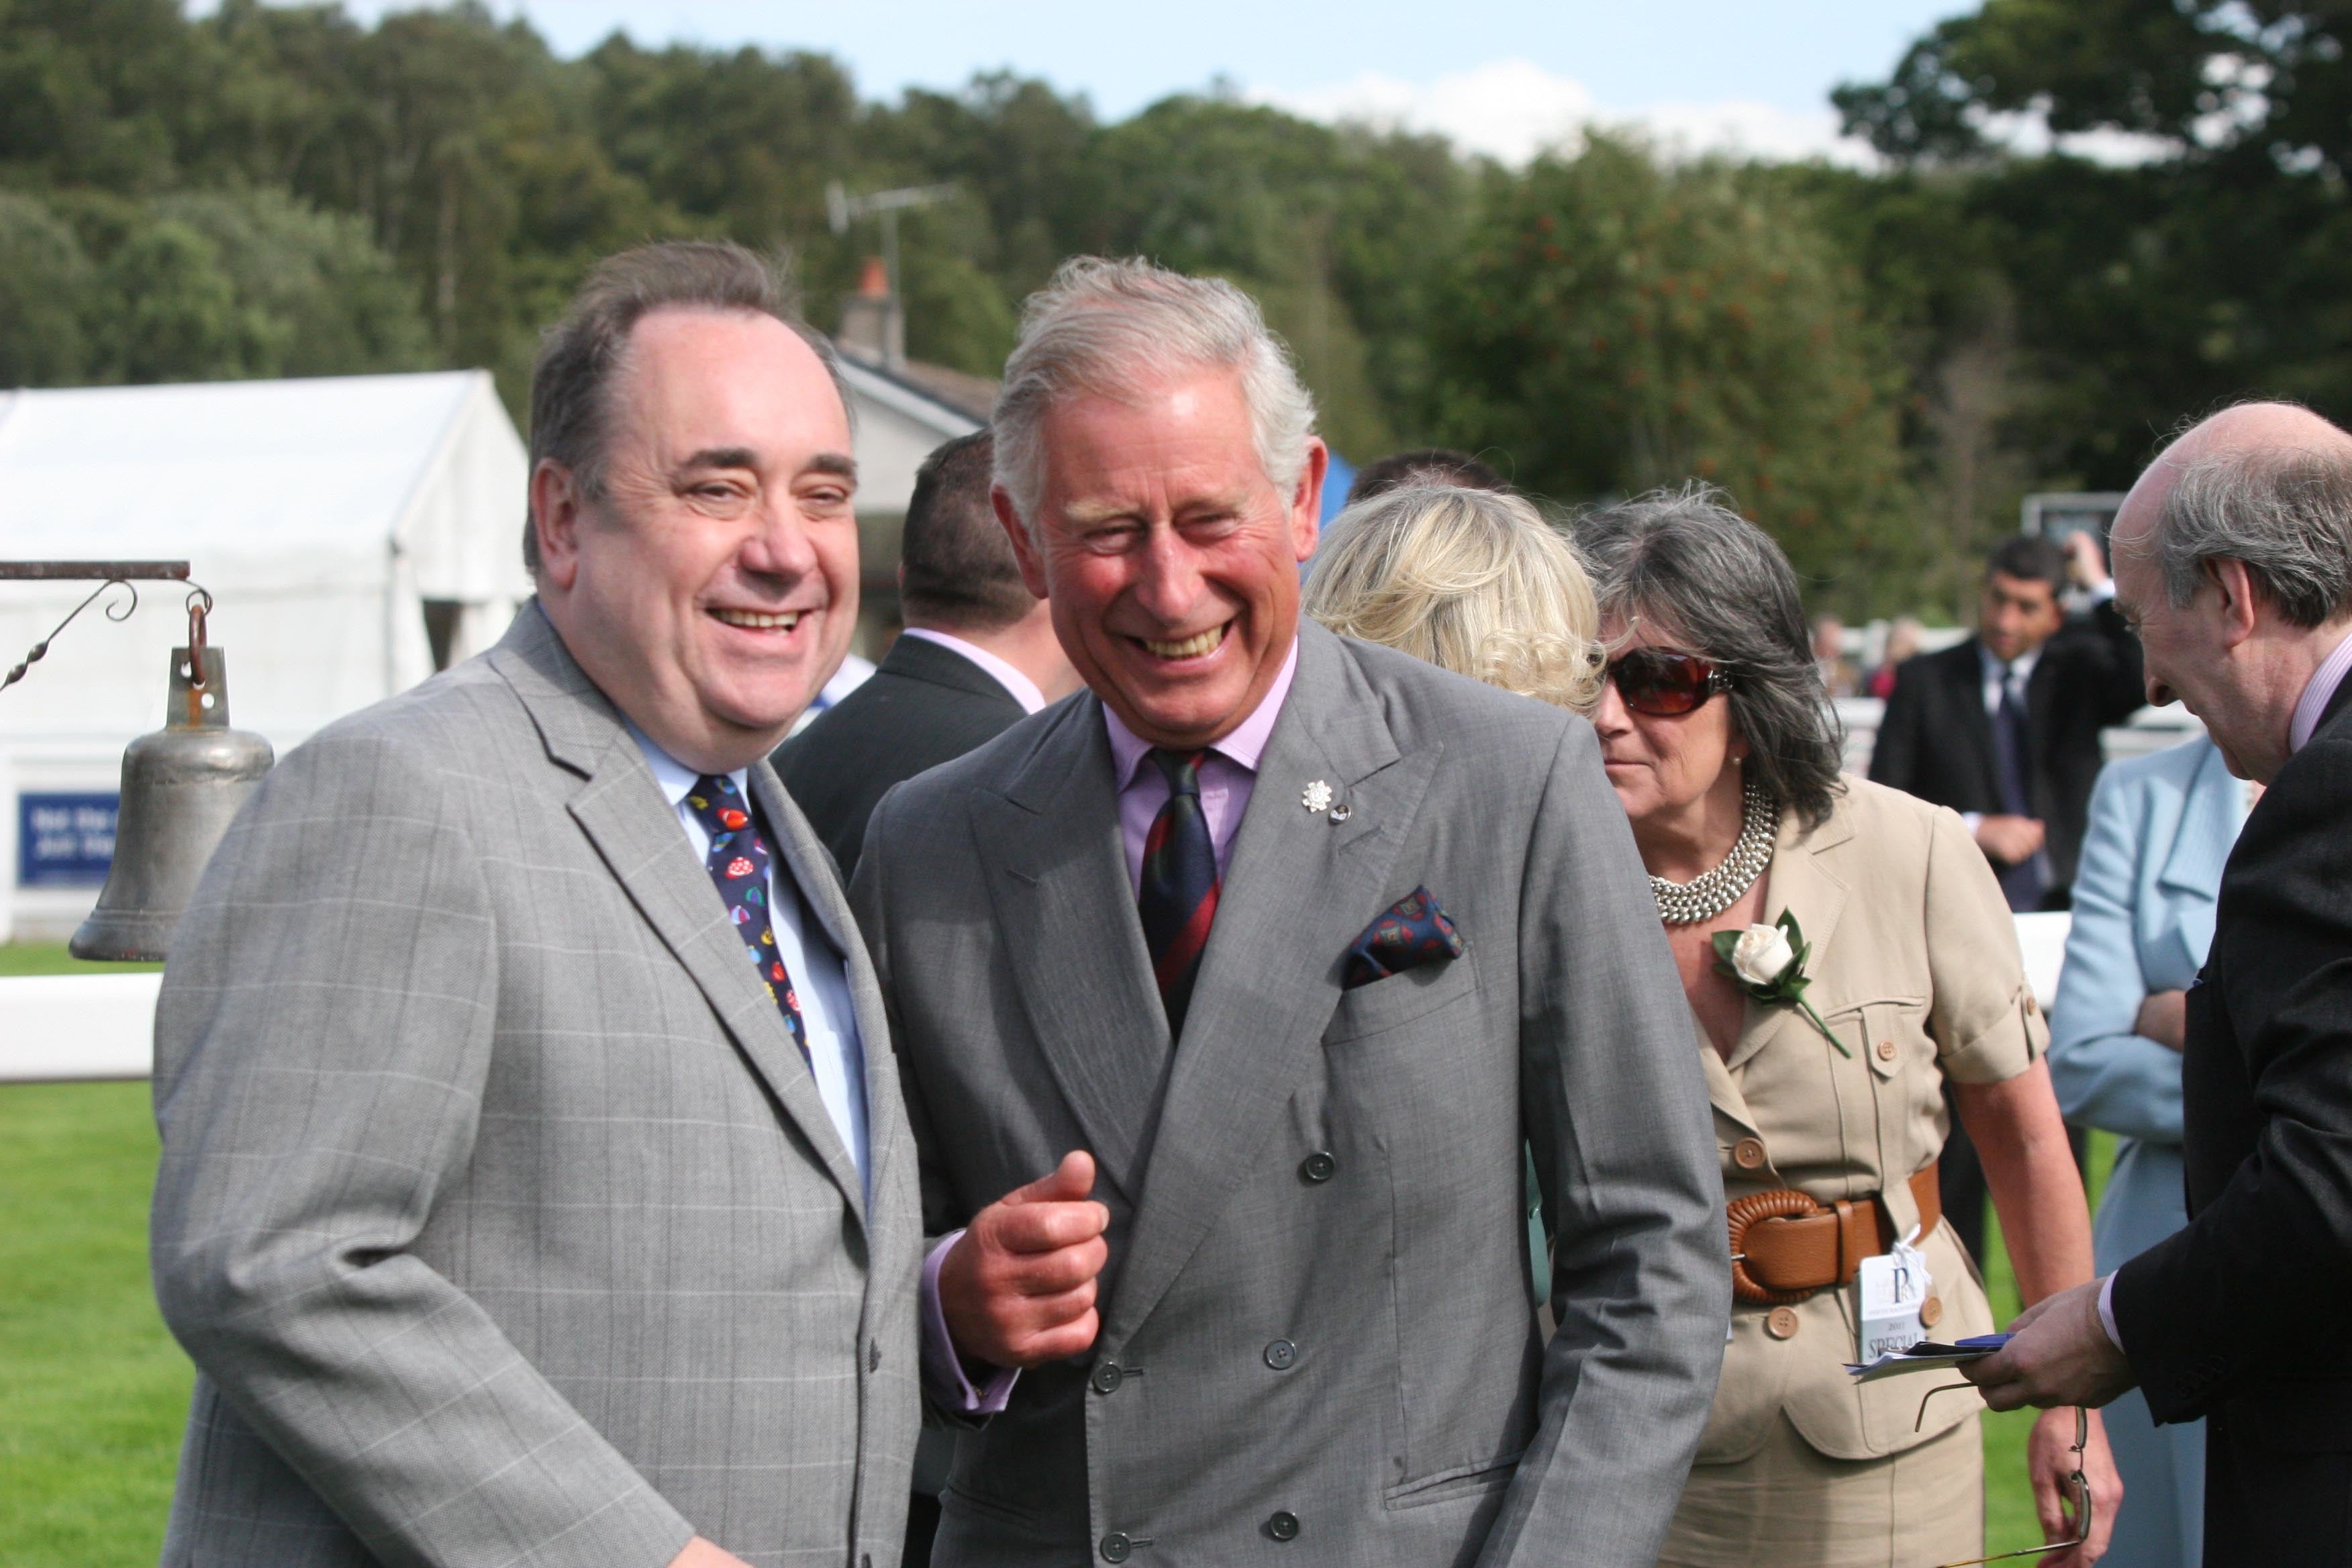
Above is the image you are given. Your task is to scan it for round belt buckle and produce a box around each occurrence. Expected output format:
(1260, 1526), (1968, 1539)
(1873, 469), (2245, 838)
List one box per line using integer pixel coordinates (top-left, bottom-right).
(1726, 1188), (1829, 1306)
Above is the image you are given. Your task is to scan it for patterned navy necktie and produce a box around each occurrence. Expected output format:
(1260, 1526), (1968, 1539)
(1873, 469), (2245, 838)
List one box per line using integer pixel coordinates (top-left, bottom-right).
(683, 773), (812, 1068)
(1138, 748), (1221, 1039)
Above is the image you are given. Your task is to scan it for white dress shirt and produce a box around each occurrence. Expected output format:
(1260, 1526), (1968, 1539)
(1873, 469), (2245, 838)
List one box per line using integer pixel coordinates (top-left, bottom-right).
(899, 626), (1048, 715)
(629, 726), (871, 1188)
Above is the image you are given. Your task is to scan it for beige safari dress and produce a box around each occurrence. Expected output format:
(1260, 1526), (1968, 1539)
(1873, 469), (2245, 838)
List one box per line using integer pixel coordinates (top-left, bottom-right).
(1659, 778), (2049, 1568)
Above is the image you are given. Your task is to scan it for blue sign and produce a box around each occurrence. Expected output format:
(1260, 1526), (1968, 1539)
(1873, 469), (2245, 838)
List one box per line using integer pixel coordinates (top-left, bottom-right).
(19, 792), (119, 887)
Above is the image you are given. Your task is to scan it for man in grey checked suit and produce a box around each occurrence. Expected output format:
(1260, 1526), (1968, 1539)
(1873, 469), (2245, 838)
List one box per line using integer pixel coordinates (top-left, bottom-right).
(148, 242), (921, 1568)
(852, 257), (1728, 1567)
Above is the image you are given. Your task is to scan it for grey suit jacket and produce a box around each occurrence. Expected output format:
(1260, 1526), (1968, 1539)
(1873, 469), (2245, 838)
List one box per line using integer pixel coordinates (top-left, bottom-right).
(852, 621), (1727, 1568)
(149, 605), (921, 1568)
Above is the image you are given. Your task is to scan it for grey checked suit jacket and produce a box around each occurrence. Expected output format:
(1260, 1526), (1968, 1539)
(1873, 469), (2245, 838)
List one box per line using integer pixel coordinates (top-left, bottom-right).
(149, 605), (921, 1568)
(852, 621), (1728, 1568)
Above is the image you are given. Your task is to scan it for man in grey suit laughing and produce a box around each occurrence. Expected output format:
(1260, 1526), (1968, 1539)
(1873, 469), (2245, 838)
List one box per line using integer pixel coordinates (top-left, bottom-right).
(852, 257), (1727, 1567)
(149, 242), (921, 1568)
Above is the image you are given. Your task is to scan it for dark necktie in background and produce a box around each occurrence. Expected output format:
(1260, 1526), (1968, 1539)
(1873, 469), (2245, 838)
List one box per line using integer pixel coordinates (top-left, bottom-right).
(1989, 669), (2047, 912)
(685, 773), (813, 1068)
(1138, 748), (1221, 1038)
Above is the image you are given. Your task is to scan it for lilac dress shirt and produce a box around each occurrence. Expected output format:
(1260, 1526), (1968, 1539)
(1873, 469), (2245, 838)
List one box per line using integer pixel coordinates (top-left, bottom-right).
(919, 640), (1303, 1412)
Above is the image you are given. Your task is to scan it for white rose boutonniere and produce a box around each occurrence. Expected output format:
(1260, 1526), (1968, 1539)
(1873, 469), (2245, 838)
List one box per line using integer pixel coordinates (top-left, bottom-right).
(1712, 911), (1848, 1057)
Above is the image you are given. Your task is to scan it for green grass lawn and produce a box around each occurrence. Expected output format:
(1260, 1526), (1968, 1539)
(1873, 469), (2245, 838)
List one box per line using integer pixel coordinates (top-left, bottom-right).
(0, 989), (2116, 1565)
(0, 941), (160, 977)
(0, 1081), (187, 1567)
(1979, 1128), (2118, 1558)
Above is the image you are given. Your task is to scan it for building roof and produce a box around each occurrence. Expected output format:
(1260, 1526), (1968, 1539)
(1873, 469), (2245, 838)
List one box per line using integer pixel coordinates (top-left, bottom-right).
(0, 370), (526, 599)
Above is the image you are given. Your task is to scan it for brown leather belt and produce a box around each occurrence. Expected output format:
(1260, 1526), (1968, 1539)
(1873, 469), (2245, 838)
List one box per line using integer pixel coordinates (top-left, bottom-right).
(1727, 1162), (1943, 1305)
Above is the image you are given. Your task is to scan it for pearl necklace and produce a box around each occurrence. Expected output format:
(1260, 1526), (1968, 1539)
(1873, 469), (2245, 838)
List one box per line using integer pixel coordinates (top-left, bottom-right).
(1651, 781), (1779, 926)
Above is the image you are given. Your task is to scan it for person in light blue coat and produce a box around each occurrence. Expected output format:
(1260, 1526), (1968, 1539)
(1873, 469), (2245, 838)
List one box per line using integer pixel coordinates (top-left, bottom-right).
(2050, 734), (2252, 1568)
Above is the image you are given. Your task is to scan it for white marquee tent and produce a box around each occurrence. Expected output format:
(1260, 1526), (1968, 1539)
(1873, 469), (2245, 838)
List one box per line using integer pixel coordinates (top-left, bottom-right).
(0, 370), (531, 939)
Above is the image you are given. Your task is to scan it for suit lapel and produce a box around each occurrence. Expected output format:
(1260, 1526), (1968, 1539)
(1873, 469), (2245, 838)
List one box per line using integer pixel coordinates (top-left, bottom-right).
(1726, 799), (1855, 1074)
(566, 741), (868, 1222)
(1104, 624), (1431, 1346)
(490, 605), (867, 1222)
(1947, 642), (2003, 809)
(2159, 741), (2239, 894)
(2157, 740), (2238, 962)
(969, 700), (1169, 1204)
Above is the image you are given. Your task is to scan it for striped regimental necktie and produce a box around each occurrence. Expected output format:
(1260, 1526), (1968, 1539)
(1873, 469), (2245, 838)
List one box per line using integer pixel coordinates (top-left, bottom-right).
(684, 773), (812, 1069)
(1138, 748), (1221, 1040)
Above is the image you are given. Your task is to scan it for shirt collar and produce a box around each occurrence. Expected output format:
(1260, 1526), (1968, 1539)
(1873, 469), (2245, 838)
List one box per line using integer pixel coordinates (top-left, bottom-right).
(899, 627), (1048, 715)
(1102, 635), (1301, 788)
(1980, 640), (2040, 683)
(625, 721), (744, 808)
(2290, 624), (2352, 754)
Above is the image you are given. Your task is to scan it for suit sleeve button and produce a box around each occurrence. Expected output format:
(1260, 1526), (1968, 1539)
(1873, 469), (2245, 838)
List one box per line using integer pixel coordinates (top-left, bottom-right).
(1089, 1359), (1124, 1394)
(1264, 1338), (1297, 1371)
(1299, 1151), (1337, 1183)
(1267, 1511), (1300, 1541)
(1100, 1532), (1132, 1562)
(1732, 1138), (1767, 1170)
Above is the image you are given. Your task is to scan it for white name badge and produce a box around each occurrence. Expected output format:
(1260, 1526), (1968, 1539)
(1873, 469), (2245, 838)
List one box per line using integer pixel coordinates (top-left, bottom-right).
(1856, 1229), (1932, 1363)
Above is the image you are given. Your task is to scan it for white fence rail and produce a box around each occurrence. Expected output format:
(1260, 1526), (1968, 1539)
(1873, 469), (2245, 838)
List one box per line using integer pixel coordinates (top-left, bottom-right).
(0, 972), (160, 1081)
(1, 916), (2075, 1085)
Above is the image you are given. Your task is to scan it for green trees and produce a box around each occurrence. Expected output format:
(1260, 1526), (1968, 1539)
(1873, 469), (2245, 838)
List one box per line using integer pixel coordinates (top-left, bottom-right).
(1430, 138), (1911, 603)
(0, 192), (91, 384)
(1832, 1), (2352, 489)
(5, 0), (2344, 615)
(0, 188), (432, 387)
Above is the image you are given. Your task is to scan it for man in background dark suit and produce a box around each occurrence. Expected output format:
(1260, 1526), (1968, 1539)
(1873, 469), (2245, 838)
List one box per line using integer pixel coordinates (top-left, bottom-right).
(1873, 532), (2141, 1263)
(774, 428), (1075, 1566)
(1966, 401), (2352, 1568)
(777, 430), (1077, 879)
(1871, 531), (2145, 914)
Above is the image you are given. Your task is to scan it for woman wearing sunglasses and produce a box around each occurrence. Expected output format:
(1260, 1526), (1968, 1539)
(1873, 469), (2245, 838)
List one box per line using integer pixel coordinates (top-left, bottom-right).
(1577, 487), (2120, 1568)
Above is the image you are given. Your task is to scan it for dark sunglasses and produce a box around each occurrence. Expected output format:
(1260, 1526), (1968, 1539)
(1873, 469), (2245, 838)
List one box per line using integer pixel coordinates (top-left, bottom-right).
(1608, 648), (1732, 717)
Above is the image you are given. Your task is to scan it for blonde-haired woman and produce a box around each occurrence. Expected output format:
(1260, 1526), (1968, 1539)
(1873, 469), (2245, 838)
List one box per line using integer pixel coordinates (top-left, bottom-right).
(1304, 483), (1606, 714)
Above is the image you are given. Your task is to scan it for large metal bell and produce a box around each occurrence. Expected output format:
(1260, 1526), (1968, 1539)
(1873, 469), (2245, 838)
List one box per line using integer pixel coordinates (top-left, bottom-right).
(71, 628), (274, 962)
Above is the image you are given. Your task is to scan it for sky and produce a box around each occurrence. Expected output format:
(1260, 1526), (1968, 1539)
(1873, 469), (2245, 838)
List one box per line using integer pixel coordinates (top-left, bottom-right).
(283, 1), (1983, 166)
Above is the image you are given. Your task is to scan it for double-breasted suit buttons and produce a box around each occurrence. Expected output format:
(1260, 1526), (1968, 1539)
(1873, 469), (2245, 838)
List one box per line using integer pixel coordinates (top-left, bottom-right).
(1264, 1338), (1297, 1371)
(1267, 1511), (1301, 1540)
(1298, 1150), (1337, 1183)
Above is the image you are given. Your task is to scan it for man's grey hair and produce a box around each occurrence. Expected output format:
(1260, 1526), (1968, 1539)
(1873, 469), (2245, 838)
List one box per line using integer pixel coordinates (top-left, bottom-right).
(525, 240), (850, 574)
(2141, 440), (2352, 628)
(1575, 483), (1847, 830)
(991, 256), (1318, 530)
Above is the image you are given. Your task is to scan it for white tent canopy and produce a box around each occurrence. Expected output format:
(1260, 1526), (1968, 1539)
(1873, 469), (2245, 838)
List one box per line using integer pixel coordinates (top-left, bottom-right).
(0, 370), (530, 938)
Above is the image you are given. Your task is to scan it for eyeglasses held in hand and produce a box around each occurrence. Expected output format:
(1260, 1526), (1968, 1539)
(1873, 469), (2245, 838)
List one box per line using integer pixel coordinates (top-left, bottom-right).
(1608, 649), (1732, 717)
(1913, 1385), (2092, 1567)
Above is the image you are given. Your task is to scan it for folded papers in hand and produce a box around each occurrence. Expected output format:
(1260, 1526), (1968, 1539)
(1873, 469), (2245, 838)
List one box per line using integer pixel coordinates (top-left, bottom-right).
(1845, 1334), (2012, 1381)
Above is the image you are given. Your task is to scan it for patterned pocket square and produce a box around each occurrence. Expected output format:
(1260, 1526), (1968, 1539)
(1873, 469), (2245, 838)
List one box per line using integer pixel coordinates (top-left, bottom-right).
(1343, 885), (1465, 989)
